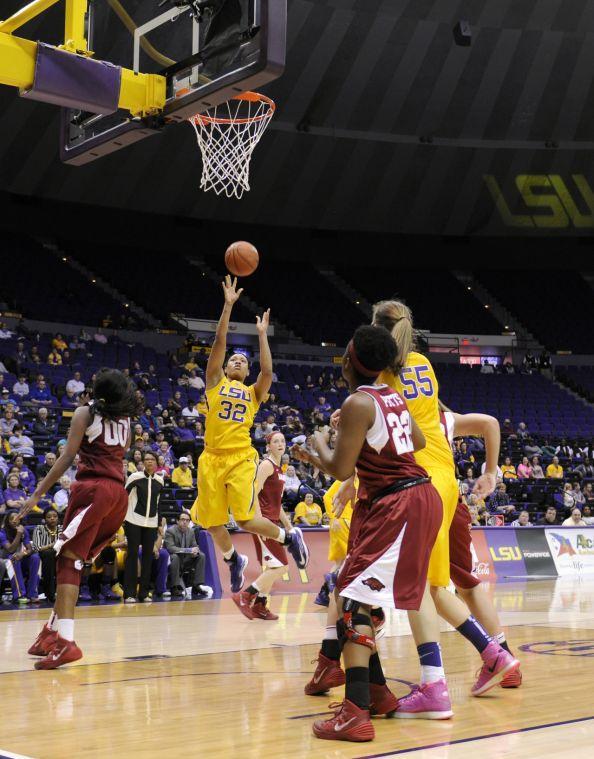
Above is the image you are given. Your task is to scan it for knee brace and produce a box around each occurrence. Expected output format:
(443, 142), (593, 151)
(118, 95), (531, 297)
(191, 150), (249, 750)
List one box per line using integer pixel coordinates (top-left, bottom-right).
(56, 555), (84, 587)
(336, 598), (375, 650)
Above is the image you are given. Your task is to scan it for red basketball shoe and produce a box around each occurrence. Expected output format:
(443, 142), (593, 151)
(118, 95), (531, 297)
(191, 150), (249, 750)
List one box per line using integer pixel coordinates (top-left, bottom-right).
(369, 683), (399, 717)
(312, 700), (375, 742)
(28, 624), (58, 656)
(304, 652), (345, 695)
(34, 637), (83, 670)
(231, 589), (256, 619)
(251, 598), (279, 620)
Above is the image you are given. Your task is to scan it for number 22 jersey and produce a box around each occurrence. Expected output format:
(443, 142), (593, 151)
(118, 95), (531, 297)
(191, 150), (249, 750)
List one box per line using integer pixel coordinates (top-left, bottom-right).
(355, 384), (427, 504)
(204, 376), (261, 451)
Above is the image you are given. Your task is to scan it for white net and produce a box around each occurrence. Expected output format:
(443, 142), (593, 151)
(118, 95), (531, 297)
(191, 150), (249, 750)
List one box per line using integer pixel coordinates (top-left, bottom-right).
(189, 93), (275, 199)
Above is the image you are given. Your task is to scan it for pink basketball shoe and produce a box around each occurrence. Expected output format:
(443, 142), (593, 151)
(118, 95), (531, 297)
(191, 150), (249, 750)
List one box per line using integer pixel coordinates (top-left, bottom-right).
(394, 680), (453, 720)
(471, 641), (520, 697)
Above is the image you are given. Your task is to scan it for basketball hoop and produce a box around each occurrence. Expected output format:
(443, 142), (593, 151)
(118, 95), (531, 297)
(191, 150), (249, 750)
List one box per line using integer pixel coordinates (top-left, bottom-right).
(188, 91), (275, 199)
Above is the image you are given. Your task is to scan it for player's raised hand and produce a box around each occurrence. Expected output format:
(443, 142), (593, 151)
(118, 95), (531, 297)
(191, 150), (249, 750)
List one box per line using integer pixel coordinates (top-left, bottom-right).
(18, 495), (39, 521)
(291, 443), (313, 464)
(256, 308), (270, 334)
(473, 472), (496, 499)
(222, 275), (243, 305)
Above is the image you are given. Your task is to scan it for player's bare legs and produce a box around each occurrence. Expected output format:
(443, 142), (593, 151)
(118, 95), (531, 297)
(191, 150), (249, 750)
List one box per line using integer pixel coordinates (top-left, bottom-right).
(208, 525), (234, 554)
(241, 565), (285, 620)
(237, 516), (309, 569)
(29, 548), (84, 669)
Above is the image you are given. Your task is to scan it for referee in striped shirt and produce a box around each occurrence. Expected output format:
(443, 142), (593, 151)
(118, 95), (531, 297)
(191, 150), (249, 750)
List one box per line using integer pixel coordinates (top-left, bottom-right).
(32, 509), (62, 603)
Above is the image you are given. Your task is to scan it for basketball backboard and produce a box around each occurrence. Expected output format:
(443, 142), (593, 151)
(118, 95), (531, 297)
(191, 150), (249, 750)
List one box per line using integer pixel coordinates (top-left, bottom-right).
(60, 0), (286, 165)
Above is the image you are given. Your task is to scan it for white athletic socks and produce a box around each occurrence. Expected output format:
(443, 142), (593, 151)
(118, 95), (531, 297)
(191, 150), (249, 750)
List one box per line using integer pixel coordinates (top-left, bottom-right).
(57, 619), (74, 642)
(48, 611), (58, 631)
(324, 625), (338, 640)
(223, 547), (235, 561)
(496, 632), (506, 645)
(421, 665), (445, 684)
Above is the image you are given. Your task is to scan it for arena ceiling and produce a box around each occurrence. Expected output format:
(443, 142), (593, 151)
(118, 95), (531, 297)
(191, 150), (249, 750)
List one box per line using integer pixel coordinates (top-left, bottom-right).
(2, 0), (594, 236)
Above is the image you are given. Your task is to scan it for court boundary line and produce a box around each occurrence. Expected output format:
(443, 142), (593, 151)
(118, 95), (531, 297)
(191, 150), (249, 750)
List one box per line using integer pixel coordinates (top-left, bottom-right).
(354, 714), (594, 758)
(0, 749), (36, 759)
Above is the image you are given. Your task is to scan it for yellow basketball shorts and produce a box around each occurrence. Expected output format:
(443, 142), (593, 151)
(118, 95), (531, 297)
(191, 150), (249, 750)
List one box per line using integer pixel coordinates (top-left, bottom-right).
(192, 447), (259, 529)
(426, 469), (459, 587)
(328, 517), (351, 563)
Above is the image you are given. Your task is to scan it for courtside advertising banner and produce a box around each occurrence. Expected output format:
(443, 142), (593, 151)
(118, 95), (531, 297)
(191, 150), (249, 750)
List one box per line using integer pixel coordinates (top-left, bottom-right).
(481, 528), (526, 579)
(545, 528), (594, 576)
(515, 528), (558, 577)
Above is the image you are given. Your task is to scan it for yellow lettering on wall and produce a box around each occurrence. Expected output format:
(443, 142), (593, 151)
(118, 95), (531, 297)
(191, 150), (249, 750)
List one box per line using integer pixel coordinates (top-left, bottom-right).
(548, 175), (594, 227)
(483, 175), (534, 227)
(516, 175), (569, 228)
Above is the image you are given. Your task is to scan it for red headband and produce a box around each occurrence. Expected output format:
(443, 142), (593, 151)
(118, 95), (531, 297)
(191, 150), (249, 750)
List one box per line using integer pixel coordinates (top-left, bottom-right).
(347, 340), (380, 378)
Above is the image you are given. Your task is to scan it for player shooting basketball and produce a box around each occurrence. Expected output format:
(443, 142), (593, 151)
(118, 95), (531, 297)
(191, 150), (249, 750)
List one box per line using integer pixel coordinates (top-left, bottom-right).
(189, 276), (309, 596)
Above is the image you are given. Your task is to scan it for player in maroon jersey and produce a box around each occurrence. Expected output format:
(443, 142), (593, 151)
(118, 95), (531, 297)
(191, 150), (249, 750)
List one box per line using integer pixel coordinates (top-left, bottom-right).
(20, 369), (140, 670)
(294, 325), (443, 743)
(232, 431), (296, 620)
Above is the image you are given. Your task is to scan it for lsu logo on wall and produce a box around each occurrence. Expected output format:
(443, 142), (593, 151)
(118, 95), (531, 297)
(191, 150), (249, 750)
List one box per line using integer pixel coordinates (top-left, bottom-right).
(484, 174), (594, 228)
(489, 546), (522, 562)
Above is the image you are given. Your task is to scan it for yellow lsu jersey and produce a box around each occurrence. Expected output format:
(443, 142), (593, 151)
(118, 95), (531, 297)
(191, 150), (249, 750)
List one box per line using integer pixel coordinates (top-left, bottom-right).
(323, 479), (355, 522)
(204, 375), (261, 451)
(379, 351), (454, 475)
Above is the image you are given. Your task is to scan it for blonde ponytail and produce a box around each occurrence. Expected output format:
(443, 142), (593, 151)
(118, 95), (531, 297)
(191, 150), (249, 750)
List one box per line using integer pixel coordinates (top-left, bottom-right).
(371, 300), (414, 373)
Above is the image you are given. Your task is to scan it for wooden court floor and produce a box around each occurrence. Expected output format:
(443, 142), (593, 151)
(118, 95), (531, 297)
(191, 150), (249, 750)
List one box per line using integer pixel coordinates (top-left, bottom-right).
(1, 578), (594, 758)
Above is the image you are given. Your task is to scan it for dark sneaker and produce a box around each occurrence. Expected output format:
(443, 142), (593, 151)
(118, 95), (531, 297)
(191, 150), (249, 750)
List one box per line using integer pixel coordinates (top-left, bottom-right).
(228, 553), (248, 593)
(286, 527), (309, 569)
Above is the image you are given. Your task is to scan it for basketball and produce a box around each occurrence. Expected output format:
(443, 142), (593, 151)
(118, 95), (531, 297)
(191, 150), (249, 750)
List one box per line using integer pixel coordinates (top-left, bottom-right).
(225, 241), (259, 277)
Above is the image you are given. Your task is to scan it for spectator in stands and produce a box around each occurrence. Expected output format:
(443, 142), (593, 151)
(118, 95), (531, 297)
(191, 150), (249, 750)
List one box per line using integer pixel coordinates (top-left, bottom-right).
(467, 503), (481, 526)
(172, 418), (196, 458)
(66, 371), (85, 396)
(37, 452), (56, 480)
(293, 493), (323, 526)
(531, 455), (545, 479)
(12, 375), (29, 400)
(539, 350), (552, 376)
(524, 438), (543, 457)
(64, 453), (79, 483)
(188, 369), (205, 391)
(12, 454), (35, 492)
(541, 438), (557, 458)
(123, 451), (165, 603)
(52, 333), (67, 352)
(32, 508), (61, 603)
(164, 511), (209, 599)
(511, 510), (532, 527)
(573, 482), (585, 505)
(488, 483), (514, 515)
(314, 396), (331, 421)
(139, 407), (159, 433)
(517, 456), (533, 479)
(29, 346), (41, 365)
(456, 442), (475, 473)
(501, 418), (514, 437)
(283, 465), (302, 510)
(156, 455), (171, 478)
(501, 457), (517, 480)
(194, 421), (204, 443)
(562, 483), (576, 511)
(8, 426), (34, 457)
(480, 360), (495, 374)
(33, 407), (56, 438)
(0, 511), (40, 604)
(582, 505), (594, 525)
(562, 508), (586, 527)
(28, 378), (52, 406)
(555, 439), (573, 459)
(463, 466), (476, 491)
(546, 456), (564, 479)
(127, 449), (143, 475)
(0, 388), (18, 408)
(584, 483), (594, 507)
(502, 361), (515, 374)
(0, 408), (18, 436)
(3, 473), (27, 510)
(53, 475), (71, 513)
(0, 441), (8, 479)
(61, 387), (78, 408)
(47, 347), (62, 365)
(14, 341), (27, 367)
(538, 506), (560, 526)
(522, 350), (537, 373)
(181, 402), (200, 420)
(172, 457), (193, 488)
(516, 422), (529, 440)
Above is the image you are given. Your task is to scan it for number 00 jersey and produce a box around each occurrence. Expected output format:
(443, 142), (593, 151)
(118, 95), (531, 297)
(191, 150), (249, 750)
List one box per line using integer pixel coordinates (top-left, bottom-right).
(77, 409), (131, 483)
(204, 375), (261, 451)
(379, 352), (455, 475)
(355, 384), (427, 503)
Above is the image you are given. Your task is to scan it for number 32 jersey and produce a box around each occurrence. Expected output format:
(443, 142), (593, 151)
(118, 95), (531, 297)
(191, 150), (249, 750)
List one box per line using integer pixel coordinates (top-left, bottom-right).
(204, 376), (261, 451)
(355, 384), (427, 504)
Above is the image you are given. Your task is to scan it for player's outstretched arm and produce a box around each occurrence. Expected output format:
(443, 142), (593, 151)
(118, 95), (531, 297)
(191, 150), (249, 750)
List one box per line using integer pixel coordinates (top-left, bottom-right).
(206, 275), (244, 390)
(256, 458), (274, 497)
(452, 412), (500, 498)
(18, 405), (91, 519)
(313, 393), (374, 481)
(254, 308), (272, 402)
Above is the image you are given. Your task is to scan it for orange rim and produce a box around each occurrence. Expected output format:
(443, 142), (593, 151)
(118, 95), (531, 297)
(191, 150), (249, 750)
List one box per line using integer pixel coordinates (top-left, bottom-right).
(189, 91), (275, 126)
